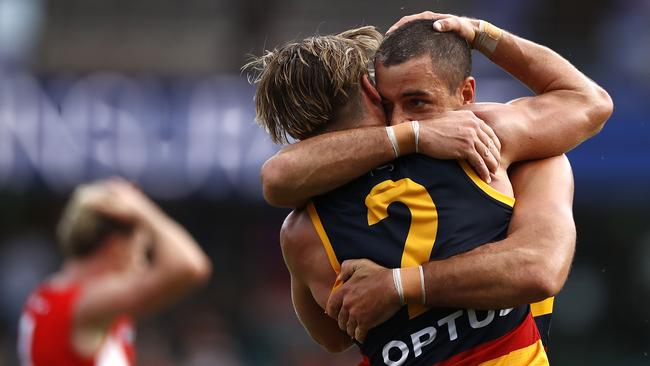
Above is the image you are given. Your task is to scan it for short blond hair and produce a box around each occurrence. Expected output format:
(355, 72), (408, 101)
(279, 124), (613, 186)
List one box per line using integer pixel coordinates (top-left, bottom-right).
(244, 26), (383, 144)
(57, 184), (133, 258)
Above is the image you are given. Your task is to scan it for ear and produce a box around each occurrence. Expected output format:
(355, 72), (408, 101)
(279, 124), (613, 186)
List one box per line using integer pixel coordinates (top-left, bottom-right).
(459, 76), (476, 104)
(361, 74), (381, 104)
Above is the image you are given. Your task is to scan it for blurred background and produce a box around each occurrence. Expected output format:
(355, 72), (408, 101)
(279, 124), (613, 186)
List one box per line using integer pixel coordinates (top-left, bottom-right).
(0, 0), (648, 365)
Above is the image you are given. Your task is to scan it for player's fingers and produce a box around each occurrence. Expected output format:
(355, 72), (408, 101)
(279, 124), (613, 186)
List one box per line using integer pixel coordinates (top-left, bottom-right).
(387, 12), (449, 34)
(355, 326), (368, 343)
(387, 15), (415, 34)
(476, 126), (500, 160)
(346, 315), (357, 338)
(325, 289), (343, 319)
(337, 306), (350, 332)
(88, 190), (120, 212)
(433, 17), (475, 42)
(467, 150), (491, 183)
(433, 17), (458, 32)
(337, 259), (359, 282)
(475, 130), (499, 174)
(472, 139), (495, 182)
(478, 120), (501, 153)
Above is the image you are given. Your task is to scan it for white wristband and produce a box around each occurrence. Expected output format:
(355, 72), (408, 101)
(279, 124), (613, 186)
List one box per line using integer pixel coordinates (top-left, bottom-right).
(386, 126), (400, 158)
(418, 265), (426, 304)
(392, 268), (406, 305)
(412, 121), (420, 154)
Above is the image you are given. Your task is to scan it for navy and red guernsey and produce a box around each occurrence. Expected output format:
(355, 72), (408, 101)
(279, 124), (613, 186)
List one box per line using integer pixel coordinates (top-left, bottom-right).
(308, 155), (550, 366)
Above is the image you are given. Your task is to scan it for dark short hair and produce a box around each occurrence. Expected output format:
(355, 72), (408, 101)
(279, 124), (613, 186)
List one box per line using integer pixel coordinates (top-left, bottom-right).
(376, 19), (472, 93)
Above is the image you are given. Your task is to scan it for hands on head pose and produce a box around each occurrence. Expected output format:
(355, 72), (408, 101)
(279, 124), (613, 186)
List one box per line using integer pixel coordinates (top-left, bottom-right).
(18, 178), (212, 365)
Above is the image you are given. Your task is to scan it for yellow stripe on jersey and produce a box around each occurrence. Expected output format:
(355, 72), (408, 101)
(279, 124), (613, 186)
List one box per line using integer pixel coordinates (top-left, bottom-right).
(306, 202), (341, 274)
(458, 160), (515, 207)
(530, 297), (555, 317)
(478, 340), (549, 366)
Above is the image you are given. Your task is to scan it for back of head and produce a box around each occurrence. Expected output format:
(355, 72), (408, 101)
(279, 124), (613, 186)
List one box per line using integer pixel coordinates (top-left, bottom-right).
(376, 19), (472, 93)
(245, 26), (383, 143)
(57, 185), (133, 259)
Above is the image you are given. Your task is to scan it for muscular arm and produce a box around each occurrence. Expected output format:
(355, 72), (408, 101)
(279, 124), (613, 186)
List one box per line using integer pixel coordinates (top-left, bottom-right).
(422, 155), (576, 308)
(262, 127), (394, 208)
(465, 30), (612, 165)
(280, 210), (354, 352)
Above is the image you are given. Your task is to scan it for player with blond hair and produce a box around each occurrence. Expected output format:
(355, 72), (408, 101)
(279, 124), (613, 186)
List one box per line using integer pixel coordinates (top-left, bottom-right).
(248, 12), (611, 365)
(18, 178), (212, 366)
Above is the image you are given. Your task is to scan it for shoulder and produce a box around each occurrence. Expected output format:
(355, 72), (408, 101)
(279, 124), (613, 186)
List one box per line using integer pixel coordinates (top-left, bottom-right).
(464, 102), (511, 126)
(464, 102), (530, 167)
(463, 102), (525, 140)
(280, 209), (310, 250)
(280, 209), (316, 267)
(280, 207), (330, 278)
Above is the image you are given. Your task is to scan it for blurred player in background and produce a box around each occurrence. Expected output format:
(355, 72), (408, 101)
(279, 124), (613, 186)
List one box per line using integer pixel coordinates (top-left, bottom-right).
(17, 178), (212, 366)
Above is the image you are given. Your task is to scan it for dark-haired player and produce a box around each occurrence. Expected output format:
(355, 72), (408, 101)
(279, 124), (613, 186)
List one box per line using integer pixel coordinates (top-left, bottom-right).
(248, 12), (611, 366)
(17, 179), (212, 366)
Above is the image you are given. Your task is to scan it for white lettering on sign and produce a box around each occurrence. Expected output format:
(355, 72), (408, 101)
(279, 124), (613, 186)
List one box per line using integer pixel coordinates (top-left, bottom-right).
(0, 71), (279, 198)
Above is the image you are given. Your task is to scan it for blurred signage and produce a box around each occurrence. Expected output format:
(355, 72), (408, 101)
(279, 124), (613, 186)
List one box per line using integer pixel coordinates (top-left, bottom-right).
(0, 70), (646, 204)
(0, 70), (279, 199)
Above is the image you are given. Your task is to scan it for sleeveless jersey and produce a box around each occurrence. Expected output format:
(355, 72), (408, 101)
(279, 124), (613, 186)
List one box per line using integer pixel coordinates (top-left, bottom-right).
(18, 282), (136, 366)
(308, 155), (548, 366)
(532, 298), (553, 349)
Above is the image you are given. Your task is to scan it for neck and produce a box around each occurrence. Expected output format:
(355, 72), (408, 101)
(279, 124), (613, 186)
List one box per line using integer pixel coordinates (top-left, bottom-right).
(328, 100), (364, 131)
(60, 252), (114, 282)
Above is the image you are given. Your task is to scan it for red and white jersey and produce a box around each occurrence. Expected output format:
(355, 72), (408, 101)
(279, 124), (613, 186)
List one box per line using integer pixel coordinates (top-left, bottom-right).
(18, 282), (136, 366)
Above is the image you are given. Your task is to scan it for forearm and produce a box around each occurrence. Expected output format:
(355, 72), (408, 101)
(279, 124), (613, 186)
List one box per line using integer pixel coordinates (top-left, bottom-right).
(262, 127), (394, 208)
(139, 207), (212, 287)
(486, 29), (613, 136)
(467, 32), (613, 163)
(489, 32), (593, 96)
(423, 237), (555, 309)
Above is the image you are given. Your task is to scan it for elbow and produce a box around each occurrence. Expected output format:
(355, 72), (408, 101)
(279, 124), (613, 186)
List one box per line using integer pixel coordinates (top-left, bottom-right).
(583, 84), (614, 137)
(195, 256), (213, 285)
(261, 158), (296, 208)
(527, 273), (561, 301)
(526, 258), (568, 301)
(183, 253), (213, 287)
(260, 158), (283, 206)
